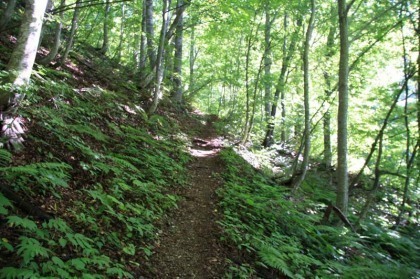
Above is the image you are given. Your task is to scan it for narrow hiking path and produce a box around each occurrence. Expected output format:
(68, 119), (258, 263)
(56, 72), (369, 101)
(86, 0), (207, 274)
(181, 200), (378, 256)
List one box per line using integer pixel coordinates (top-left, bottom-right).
(148, 116), (228, 278)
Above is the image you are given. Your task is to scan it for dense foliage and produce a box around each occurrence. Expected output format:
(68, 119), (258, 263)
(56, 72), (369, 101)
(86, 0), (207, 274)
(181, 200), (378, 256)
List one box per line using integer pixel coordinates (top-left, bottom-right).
(0, 62), (190, 277)
(0, 0), (418, 278)
(218, 148), (419, 278)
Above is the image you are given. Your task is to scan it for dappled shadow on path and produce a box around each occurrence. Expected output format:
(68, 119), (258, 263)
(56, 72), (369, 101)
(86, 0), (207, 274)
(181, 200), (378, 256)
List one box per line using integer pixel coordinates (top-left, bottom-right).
(189, 137), (224, 158)
(147, 118), (228, 279)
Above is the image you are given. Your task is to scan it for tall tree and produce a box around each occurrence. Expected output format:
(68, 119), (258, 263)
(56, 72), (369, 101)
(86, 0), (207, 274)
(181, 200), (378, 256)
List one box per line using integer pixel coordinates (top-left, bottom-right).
(0, 0), (48, 149)
(263, 2), (273, 121)
(100, 0), (111, 54)
(172, 0), (184, 103)
(38, 0), (66, 65)
(148, 0), (170, 115)
(336, 0), (352, 215)
(139, 0), (147, 70)
(262, 15), (301, 147)
(292, 0), (315, 192)
(145, 0), (156, 70)
(322, 5), (336, 170)
(60, 0), (82, 65)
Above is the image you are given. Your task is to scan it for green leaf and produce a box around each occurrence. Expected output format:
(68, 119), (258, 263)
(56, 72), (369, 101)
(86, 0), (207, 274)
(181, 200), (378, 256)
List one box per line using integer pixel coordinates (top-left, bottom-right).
(122, 243), (136, 255)
(70, 258), (86, 271)
(7, 216), (38, 231)
(0, 193), (13, 214)
(17, 237), (51, 265)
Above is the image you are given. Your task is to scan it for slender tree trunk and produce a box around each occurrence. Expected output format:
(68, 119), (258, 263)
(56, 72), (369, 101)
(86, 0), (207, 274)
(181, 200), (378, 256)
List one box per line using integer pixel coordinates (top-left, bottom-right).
(148, 0), (170, 115)
(39, 0), (65, 65)
(292, 0), (315, 193)
(0, 0), (48, 149)
(139, 0), (147, 70)
(395, 23), (418, 227)
(172, 0), (184, 103)
(241, 32), (253, 144)
(60, 0), (82, 65)
(357, 128), (384, 224)
(263, 4), (273, 121)
(145, 0), (156, 70)
(350, 77), (412, 189)
(280, 15), (289, 143)
(188, 25), (197, 94)
(115, 3), (125, 62)
(322, 5), (336, 170)
(336, 0), (350, 215)
(0, 0), (17, 33)
(100, 0), (111, 54)
(262, 14), (300, 148)
(245, 58), (264, 143)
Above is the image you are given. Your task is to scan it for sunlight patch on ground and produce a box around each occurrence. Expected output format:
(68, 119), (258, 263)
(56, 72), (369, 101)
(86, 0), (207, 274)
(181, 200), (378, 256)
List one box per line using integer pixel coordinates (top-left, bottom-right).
(189, 137), (223, 157)
(189, 148), (219, 157)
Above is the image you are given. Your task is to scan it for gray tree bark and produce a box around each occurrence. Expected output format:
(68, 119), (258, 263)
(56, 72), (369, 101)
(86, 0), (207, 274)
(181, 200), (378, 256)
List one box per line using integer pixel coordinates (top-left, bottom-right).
(263, 4), (273, 121)
(100, 0), (111, 54)
(60, 0), (82, 65)
(188, 24), (198, 94)
(262, 15), (300, 147)
(292, 0), (315, 192)
(172, 0), (184, 103)
(39, 0), (65, 65)
(0, 0), (48, 149)
(138, 0), (147, 70)
(148, 0), (170, 115)
(145, 0), (156, 70)
(322, 5), (336, 170)
(336, 0), (350, 215)
(114, 3), (125, 62)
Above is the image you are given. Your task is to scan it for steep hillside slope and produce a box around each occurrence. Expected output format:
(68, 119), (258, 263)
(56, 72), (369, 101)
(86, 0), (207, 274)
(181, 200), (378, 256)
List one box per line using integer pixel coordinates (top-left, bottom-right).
(0, 42), (192, 278)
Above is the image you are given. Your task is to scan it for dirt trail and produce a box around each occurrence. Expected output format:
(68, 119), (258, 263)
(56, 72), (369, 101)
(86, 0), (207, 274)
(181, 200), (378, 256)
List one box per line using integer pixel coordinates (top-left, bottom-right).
(148, 117), (227, 278)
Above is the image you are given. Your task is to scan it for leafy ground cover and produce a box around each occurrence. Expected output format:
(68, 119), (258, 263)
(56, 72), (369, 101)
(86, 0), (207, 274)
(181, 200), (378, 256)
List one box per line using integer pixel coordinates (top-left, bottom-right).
(217, 148), (419, 278)
(0, 48), (191, 278)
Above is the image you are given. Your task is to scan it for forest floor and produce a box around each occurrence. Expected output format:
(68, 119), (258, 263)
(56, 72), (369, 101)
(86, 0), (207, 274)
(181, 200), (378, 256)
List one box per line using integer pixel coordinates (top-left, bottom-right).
(147, 113), (229, 278)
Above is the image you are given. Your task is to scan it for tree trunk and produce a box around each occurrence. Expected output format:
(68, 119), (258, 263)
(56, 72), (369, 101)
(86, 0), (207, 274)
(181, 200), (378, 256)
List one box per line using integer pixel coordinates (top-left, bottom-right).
(100, 0), (111, 54)
(263, 4), (273, 121)
(395, 26), (418, 227)
(38, 0), (65, 65)
(145, 0), (156, 70)
(262, 14), (300, 148)
(148, 0), (170, 115)
(188, 24), (198, 94)
(357, 130), (384, 224)
(172, 0), (184, 103)
(0, 0), (17, 33)
(114, 3), (125, 62)
(0, 0), (48, 149)
(241, 32), (253, 145)
(322, 5), (336, 170)
(60, 0), (82, 65)
(336, 0), (350, 215)
(292, 0), (315, 193)
(139, 0), (147, 70)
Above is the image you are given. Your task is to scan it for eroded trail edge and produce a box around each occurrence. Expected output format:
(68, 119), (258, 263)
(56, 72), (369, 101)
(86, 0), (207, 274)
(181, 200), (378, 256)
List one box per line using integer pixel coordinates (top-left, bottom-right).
(148, 119), (227, 278)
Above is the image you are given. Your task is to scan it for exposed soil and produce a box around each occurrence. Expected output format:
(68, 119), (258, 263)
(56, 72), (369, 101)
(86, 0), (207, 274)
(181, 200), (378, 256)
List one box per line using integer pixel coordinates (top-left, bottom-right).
(147, 115), (228, 278)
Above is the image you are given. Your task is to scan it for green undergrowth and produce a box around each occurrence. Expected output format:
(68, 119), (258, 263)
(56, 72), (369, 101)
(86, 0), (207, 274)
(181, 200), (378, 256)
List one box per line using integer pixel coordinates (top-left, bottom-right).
(218, 148), (418, 279)
(0, 68), (190, 278)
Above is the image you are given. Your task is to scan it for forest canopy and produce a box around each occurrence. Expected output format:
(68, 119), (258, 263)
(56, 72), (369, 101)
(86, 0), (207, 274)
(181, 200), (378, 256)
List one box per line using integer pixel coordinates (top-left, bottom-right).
(0, 0), (418, 278)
